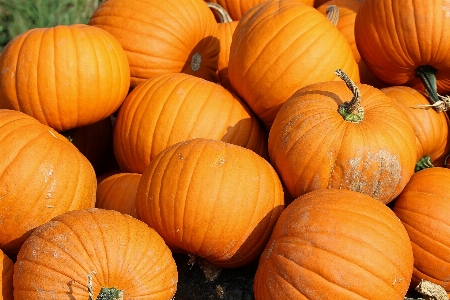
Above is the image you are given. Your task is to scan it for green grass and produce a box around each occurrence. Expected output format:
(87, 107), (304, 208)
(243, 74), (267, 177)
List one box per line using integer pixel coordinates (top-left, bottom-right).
(0, 0), (102, 52)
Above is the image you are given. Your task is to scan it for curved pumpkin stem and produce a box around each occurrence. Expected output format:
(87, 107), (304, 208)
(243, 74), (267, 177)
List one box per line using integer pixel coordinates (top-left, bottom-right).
(206, 2), (233, 23)
(335, 69), (364, 123)
(87, 271), (124, 300)
(415, 156), (434, 172)
(326, 5), (340, 27)
(415, 65), (450, 113)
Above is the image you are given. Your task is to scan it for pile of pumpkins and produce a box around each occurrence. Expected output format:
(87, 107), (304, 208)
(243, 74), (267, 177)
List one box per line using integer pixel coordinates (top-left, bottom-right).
(0, 0), (450, 299)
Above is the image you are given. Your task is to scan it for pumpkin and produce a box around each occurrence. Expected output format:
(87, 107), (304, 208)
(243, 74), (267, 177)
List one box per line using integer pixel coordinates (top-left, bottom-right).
(88, 0), (220, 88)
(316, 1), (389, 88)
(0, 24), (130, 132)
(268, 70), (417, 204)
(206, 3), (239, 92)
(254, 188), (414, 299)
(354, 0), (450, 111)
(135, 138), (285, 268)
(96, 172), (142, 218)
(205, 0), (314, 21)
(381, 86), (450, 171)
(113, 72), (269, 174)
(0, 109), (96, 258)
(228, 0), (359, 129)
(392, 167), (450, 293)
(1, 250), (13, 300)
(13, 208), (178, 299)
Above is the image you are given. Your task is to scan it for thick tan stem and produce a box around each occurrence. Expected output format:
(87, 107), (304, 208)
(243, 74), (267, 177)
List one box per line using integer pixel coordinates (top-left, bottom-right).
(326, 5), (340, 27)
(206, 2), (233, 23)
(335, 69), (364, 123)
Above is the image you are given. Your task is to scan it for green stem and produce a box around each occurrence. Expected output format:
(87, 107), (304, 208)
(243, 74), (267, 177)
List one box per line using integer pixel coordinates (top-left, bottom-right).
(414, 65), (450, 112)
(87, 272), (124, 300)
(335, 69), (364, 123)
(415, 156), (434, 172)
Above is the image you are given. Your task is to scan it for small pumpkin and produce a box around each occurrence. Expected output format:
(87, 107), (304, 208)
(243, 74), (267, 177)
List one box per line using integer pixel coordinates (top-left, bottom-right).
(1, 249), (13, 300)
(268, 70), (417, 204)
(13, 208), (178, 299)
(392, 167), (450, 293)
(254, 188), (414, 299)
(381, 86), (450, 171)
(135, 138), (285, 268)
(355, 0), (450, 111)
(113, 72), (269, 173)
(0, 109), (97, 258)
(96, 172), (142, 218)
(228, 0), (359, 129)
(0, 24), (130, 132)
(89, 0), (220, 88)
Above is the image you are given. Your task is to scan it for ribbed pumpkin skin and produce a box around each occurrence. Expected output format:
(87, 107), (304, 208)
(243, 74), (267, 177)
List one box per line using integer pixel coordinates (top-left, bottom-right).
(89, 0), (219, 88)
(135, 138), (284, 268)
(354, 0), (450, 93)
(0, 24), (130, 132)
(114, 73), (269, 174)
(392, 167), (450, 292)
(268, 81), (417, 204)
(13, 208), (178, 299)
(96, 172), (142, 218)
(254, 189), (414, 300)
(228, 0), (359, 129)
(206, 0), (314, 20)
(381, 86), (450, 163)
(0, 110), (96, 257)
(216, 20), (238, 92)
(1, 250), (13, 300)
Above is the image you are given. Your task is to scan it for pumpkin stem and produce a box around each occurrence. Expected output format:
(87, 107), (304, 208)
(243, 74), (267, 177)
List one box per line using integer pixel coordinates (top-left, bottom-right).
(87, 271), (124, 300)
(415, 279), (448, 300)
(415, 156), (434, 172)
(326, 5), (340, 27)
(335, 69), (364, 123)
(206, 2), (233, 23)
(415, 65), (450, 113)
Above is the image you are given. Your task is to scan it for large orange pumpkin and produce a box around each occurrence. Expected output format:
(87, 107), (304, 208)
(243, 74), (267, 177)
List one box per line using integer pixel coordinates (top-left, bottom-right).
(268, 70), (417, 204)
(96, 172), (142, 218)
(1, 250), (13, 300)
(13, 208), (178, 299)
(114, 73), (269, 173)
(254, 188), (414, 299)
(0, 109), (97, 258)
(381, 86), (450, 170)
(135, 138), (285, 268)
(355, 0), (450, 110)
(228, 0), (359, 129)
(0, 24), (130, 132)
(88, 0), (220, 88)
(392, 167), (450, 293)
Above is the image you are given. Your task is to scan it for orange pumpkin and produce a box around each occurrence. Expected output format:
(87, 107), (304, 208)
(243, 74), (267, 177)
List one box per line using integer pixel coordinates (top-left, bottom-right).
(1, 249), (13, 300)
(89, 0), (220, 88)
(0, 24), (130, 132)
(316, 0), (389, 88)
(228, 0), (359, 129)
(114, 73), (269, 173)
(205, 0), (314, 21)
(0, 109), (96, 258)
(355, 0), (450, 110)
(392, 167), (450, 293)
(13, 208), (178, 299)
(96, 172), (142, 218)
(268, 70), (417, 204)
(135, 138), (285, 268)
(254, 188), (414, 299)
(381, 86), (450, 170)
